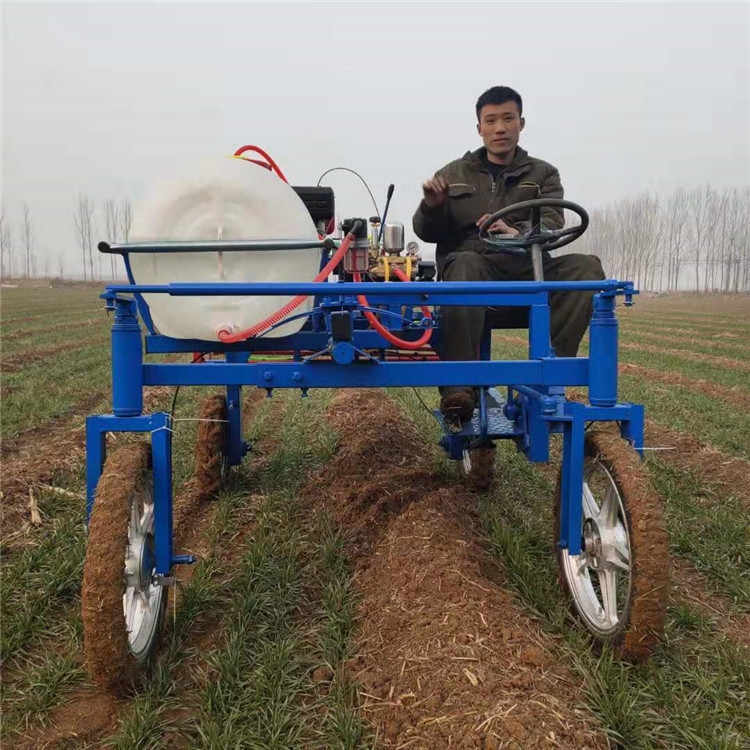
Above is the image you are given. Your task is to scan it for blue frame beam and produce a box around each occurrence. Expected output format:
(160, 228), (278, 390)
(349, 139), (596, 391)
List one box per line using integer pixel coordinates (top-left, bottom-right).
(142, 358), (589, 388)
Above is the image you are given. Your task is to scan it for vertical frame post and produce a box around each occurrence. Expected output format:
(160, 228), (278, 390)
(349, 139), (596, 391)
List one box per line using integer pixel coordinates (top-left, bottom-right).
(589, 293), (618, 407)
(621, 404), (645, 459)
(226, 384), (244, 466)
(528, 294), (551, 360)
(112, 297), (143, 417)
(85, 418), (106, 523)
(150, 413), (173, 575)
(560, 406), (586, 556)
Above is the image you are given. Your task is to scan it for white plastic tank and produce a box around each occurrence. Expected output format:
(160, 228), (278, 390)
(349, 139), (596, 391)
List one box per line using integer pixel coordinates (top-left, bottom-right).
(128, 158), (321, 340)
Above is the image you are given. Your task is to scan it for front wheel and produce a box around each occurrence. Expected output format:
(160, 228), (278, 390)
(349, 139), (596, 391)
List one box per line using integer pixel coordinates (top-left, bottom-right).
(82, 442), (166, 695)
(555, 431), (668, 660)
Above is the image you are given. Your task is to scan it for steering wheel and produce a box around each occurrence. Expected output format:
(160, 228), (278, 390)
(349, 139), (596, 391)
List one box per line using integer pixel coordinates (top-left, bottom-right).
(479, 198), (589, 253)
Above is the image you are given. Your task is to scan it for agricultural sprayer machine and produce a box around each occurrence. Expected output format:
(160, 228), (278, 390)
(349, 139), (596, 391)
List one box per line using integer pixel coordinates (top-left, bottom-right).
(83, 146), (668, 694)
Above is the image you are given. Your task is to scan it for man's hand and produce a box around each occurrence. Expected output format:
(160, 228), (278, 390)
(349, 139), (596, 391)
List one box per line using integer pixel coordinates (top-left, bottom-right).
(422, 175), (449, 209)
(476, 214), (520, 236)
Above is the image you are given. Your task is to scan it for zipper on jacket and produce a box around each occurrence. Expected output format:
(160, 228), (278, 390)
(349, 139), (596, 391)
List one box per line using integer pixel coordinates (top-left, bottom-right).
(490, 175), (498, 210)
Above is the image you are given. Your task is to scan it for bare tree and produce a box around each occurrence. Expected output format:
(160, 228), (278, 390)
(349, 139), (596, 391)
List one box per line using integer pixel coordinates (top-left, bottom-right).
(664, 189), (691, 290)
(549, 184), (748, 292)
(119, 198), (133, 243)
(687, 185), (713, 291)
(0, 207), (14, 279)
(74, 194), (95, 281)
(103, 199), (120, 280)
(22, 202), (35, 278)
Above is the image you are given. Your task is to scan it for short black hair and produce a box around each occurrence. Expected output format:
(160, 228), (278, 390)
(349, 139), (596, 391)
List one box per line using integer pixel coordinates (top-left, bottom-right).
(476, 86), (523, 120)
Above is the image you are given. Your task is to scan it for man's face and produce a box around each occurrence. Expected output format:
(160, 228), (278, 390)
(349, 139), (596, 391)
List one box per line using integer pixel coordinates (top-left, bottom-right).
(477, 102), (525, 158)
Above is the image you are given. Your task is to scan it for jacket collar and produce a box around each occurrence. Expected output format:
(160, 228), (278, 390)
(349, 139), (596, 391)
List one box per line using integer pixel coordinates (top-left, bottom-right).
(463, 146), (532, 175)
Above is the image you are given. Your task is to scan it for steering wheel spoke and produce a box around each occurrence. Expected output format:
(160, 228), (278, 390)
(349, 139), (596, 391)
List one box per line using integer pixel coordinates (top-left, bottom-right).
(478, 199), (588, 253)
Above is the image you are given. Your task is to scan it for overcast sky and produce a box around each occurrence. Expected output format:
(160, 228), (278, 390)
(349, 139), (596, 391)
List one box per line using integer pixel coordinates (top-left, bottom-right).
(2, 2), (749, 275)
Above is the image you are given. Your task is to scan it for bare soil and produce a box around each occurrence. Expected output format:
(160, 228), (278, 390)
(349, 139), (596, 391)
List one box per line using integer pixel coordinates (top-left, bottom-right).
(619, 343), (750, 373)
(670, 558), (750, 650)
(311, 391), (609, 749)
(619, 328), (750, 349)
(0, 385), (172, 555)
(631, 294), (750, 316)
(643, 421), (750, 510)
(1, 317), (105, 342)
(10, 691), (119, 750)
(1, 336), (108, 372)
(620, 363), (750, 411)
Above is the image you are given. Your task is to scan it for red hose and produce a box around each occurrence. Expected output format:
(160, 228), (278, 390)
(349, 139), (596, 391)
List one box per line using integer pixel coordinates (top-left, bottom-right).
(354, 267), (433, 350)
(216, 232), (356, 343)
(222, 149), (430, 349)
(234, 145), (288, 182)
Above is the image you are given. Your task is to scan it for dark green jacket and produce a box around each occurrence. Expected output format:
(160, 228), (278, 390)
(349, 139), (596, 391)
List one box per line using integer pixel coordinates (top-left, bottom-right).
(412, 146), (564, 269)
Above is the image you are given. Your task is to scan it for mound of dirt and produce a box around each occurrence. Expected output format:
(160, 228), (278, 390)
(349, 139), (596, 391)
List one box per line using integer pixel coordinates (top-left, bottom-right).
(12, 691), (119, 750)
(0, 377), (173, 556)
(303, 390), (439, 554)
(312, 391), (608, 749)
(644, 422), (750, 507)
(620, 363), (750, 413)
(349, 487), (607, 749)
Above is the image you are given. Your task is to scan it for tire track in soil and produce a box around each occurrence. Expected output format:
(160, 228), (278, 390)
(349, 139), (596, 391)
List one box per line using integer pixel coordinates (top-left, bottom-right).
(0, 351), (207, 550)
(1, 317), (106, 343)
(0, 385), (173, 555)
(620, 363), (750, 411)
(564, 389), (750, 509)
(1, 336), (109, 373)
(643, 421), (750, 511)
(9, 389), (275, 750)
(621, 327), (750, 349)
(619, 342), (750, 373)
(670, 558), (750, 650)
(307, 390), (608, 749)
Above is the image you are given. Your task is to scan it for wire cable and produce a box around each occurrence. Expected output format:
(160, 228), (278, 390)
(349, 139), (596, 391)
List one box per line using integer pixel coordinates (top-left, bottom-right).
(316, 167), (381, 218)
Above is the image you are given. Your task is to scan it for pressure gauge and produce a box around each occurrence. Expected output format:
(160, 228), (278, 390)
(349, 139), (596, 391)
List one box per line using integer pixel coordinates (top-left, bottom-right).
(406, 241), (419, 256)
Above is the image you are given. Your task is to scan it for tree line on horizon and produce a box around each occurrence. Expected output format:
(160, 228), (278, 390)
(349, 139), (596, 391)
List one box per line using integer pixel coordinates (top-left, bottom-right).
(1, 185), (749, 293)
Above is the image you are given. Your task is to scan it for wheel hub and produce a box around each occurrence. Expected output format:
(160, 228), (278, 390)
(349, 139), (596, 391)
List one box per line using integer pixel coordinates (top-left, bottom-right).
(582, 519), (603, 569)
(125, 534), (154, 593)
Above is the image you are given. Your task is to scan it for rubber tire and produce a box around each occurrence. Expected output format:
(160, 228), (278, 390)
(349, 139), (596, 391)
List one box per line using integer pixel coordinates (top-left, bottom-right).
(195, 394), (229, 499)
(460, 445), (496, 493)
(554, 431), (668, 660)
(82, 442), (166, 695)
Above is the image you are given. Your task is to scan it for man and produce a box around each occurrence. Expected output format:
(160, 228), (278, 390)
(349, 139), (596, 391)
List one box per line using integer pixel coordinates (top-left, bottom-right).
(413, 85), (605, 421)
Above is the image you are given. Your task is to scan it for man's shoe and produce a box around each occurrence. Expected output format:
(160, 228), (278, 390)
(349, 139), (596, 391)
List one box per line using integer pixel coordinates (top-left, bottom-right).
(439, 388), (476, 423)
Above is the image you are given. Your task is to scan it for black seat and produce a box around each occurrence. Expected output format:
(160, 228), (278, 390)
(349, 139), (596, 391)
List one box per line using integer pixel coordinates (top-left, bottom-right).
(485, 306), (529, 330)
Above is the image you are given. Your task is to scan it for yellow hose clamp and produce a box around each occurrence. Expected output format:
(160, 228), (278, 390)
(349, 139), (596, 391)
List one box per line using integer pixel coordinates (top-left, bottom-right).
(383, 256), (390, 282)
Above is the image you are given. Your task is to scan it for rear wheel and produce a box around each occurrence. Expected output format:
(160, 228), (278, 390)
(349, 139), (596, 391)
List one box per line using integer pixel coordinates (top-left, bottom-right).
(459, 444), (495, 493)
(82, 442), (166, 695)
(195, 394), (229, 498)
(555, 431), (668, 660)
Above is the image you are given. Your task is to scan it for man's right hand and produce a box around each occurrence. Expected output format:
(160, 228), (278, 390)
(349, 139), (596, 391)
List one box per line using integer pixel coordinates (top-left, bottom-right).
(422, 175), (449, 208)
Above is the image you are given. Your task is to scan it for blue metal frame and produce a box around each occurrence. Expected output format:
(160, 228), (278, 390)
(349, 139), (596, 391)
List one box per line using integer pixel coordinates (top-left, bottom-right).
(87, 276), (642, 575)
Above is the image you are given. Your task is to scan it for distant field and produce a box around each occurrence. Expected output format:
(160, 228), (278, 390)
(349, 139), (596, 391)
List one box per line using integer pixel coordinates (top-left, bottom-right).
(1, 287), (748, 750)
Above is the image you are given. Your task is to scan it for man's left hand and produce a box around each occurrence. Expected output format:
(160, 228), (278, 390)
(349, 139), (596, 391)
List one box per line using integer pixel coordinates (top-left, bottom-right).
(476, 214), (520, 236)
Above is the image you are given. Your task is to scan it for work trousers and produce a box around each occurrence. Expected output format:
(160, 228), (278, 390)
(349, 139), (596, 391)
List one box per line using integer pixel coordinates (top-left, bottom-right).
(439, 251), (606, 363)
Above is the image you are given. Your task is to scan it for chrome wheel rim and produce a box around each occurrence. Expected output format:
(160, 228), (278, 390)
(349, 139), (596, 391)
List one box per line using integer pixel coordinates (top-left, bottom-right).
(561, 458), (632, 636)
(123, 476), (164, 662)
